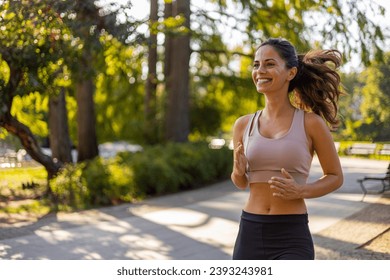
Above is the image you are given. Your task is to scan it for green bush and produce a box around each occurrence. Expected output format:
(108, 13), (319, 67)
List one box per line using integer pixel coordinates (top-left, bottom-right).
(105, 163), (138, 203)
(49, 163), (91, 211)
(121, 142), (233, 196)
(50, 158), (138, 210)
(49, 141), (233, 210)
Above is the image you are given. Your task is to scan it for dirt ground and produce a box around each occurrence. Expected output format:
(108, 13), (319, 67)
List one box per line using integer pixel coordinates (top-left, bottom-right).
(313, 194), (390, 259)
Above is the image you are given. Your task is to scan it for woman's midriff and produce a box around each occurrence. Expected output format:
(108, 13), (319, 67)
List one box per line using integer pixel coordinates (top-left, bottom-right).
(243, 182), (307, 215)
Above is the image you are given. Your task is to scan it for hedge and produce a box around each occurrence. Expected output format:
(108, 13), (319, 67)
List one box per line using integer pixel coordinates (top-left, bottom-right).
(49, 141), (233, 210)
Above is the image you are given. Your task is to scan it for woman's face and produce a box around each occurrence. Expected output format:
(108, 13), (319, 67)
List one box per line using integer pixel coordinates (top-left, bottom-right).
(252, 45), (296, 94)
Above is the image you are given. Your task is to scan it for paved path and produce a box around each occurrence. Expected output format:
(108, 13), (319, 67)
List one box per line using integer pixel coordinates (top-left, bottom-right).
(0, 157), (388, 260)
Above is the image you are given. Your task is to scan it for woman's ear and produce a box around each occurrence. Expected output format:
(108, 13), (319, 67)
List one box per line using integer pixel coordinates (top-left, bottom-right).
(287, 67), (298, 81)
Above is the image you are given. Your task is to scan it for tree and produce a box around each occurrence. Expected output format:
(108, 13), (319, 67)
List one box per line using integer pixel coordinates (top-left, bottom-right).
(0, 0), (68, 179)
(0, 0), (137, 177)
(358, 52), (390, 141)
(50, 0), (135, 161)
(336, 71), (363, 140)
(164, 0), (191, 142)
(62, 0), (105, 161)
(225, 0), (386, 65)
(144, 0), (159, 144)
(94, 36), (145, 144)
(49, 88), (73, 163)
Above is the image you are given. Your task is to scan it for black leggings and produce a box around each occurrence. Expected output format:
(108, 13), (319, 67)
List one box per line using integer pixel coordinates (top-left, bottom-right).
(233, 210), (315, 260)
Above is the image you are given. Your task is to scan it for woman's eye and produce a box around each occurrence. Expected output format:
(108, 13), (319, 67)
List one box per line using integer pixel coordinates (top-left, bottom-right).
(253, 62), (275, 69)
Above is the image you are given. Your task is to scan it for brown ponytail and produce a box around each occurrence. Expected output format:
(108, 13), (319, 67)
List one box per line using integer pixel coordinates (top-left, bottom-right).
(292, 50), (343, 129)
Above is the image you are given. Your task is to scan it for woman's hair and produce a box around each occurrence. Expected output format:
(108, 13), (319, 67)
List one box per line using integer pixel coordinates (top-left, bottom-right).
(259, 38), (343, 129)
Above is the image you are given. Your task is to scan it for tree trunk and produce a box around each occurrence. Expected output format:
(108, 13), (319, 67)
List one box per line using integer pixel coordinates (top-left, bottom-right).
(164, 1), (173, 85)
(73, 1), (100, 162)
(48, 88), (73, 163)
(144, 0), (159, 144)
(165, 0), (191, 142)
(1, 113), (61, 179)
(76, 77), (99, 162)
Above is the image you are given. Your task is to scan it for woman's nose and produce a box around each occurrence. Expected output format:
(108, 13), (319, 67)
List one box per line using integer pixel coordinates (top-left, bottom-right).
(257, 64), (266, 73)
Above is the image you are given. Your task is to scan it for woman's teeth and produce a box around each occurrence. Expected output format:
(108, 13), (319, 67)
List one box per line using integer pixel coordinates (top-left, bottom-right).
(257, 78), (271, 85)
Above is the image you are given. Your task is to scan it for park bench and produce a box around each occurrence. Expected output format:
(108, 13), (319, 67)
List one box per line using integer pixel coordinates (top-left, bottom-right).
(346, 143), (377, 155)
(378, 144), (390, 155)
(357, 163), (390, 200)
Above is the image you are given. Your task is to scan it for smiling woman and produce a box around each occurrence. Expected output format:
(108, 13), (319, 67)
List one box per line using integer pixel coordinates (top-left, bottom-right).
(230, 37), (344, 260)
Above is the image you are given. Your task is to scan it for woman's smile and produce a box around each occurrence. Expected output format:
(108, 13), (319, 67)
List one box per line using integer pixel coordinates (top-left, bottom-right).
(256, 78), (272, 86)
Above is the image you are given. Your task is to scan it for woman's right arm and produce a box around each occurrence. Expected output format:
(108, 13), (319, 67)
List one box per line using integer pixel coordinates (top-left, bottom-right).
(231, 115), (250, 190)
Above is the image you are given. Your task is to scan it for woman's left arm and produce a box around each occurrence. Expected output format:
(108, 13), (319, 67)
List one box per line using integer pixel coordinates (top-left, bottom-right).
(299, 113), (343, 198)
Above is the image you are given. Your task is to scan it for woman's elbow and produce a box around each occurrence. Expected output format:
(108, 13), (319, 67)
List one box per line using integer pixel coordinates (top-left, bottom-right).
(231, 173), (248, 190)
(334, 172), (344, 191)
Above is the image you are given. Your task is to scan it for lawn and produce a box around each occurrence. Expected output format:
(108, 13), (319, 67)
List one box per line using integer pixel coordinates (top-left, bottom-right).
(0, 166), (49, 217)
(0, 165), (47, 190)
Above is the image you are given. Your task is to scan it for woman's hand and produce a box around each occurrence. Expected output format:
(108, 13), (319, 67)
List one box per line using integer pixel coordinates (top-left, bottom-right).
(233, 142), (247, 176)
(268, 168), (303, 200)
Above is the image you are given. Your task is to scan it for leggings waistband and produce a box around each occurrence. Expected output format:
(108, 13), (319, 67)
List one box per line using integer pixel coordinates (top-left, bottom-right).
(241, 210), (308, 223)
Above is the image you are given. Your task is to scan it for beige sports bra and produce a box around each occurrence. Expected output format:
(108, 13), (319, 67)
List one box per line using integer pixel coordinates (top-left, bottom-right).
(243, 109), (313, 185)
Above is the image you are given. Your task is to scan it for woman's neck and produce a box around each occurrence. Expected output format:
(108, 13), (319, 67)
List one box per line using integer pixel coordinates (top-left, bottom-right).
(263, 98), (295, 119)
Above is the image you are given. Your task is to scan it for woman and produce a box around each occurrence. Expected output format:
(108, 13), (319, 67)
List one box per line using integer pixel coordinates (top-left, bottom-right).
(231, 37), (344, 260)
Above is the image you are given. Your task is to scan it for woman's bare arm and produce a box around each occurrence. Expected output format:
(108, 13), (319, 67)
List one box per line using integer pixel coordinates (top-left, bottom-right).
(300, 113), (343, 198)
(231, 115), (251, 190)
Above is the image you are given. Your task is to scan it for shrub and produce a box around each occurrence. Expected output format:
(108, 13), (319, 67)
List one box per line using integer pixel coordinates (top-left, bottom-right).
(49, 141), (233, 210)
(82, 157), (112, 206)
(122, 142), (233, 196)
(105, 163), (139, 203)
(49, 163), (91, 210)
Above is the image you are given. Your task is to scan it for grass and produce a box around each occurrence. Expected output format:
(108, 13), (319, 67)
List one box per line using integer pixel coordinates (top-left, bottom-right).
(0, 165), (47, 188)
(0, 166), (48, 217)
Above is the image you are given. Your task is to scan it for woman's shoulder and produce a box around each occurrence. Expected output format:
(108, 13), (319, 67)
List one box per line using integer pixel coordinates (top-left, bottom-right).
(303, 111), (330, 135)
(234, 113), (257, 130)
(303, 111), (327, 125)
(232, 113), (257, 143)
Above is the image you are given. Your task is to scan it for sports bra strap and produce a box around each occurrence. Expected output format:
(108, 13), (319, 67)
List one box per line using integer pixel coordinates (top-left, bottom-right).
(243, 111), (261, 172)
(243, 110), (260, 154)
